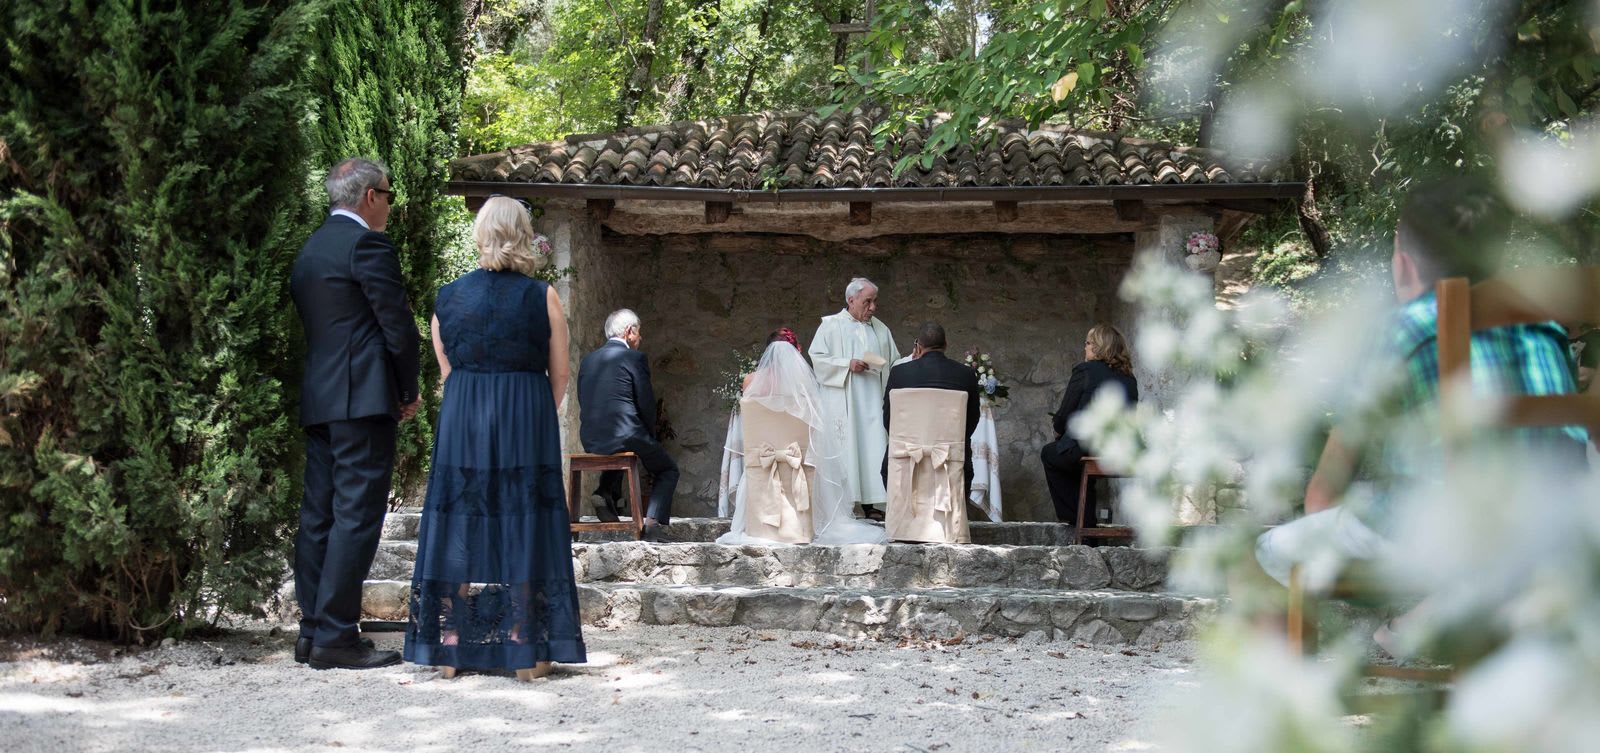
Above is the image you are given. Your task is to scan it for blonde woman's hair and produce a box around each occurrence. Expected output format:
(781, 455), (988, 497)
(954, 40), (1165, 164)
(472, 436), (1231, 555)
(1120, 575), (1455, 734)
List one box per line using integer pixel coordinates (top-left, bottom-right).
(473, 196), (550, 275)
(1087, 323), (1133, 375)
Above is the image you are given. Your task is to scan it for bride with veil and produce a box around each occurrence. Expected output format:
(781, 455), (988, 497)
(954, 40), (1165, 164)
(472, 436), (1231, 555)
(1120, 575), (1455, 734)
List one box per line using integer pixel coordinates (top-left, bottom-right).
(717, 331), (888, 546)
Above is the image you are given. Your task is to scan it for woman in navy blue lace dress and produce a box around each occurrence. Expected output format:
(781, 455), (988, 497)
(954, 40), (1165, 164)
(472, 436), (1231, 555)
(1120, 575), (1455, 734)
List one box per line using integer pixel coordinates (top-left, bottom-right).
(404, 196), (585, 680)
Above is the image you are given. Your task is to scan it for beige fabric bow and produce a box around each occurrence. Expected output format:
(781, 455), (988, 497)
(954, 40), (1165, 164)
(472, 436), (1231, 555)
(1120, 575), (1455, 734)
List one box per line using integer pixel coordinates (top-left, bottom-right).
(747, 442), (809, 527)
(891, 439), (963, 514)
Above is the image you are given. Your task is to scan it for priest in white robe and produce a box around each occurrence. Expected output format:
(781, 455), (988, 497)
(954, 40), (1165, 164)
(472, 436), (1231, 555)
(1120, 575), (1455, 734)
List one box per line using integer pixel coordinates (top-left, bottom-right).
(809, 277), (900, 517)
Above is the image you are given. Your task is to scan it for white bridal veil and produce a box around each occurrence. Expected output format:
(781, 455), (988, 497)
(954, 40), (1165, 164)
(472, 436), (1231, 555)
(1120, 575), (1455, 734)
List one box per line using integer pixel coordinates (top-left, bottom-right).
(717, 342), (889, 546)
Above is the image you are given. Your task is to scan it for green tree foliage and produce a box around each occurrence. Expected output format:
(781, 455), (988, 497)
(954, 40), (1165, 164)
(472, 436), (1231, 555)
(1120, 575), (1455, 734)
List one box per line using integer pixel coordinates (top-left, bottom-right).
(461, 0), (846, 152)
(0, 0), (321, 639)
(305, 1), (467, 493)
(829, 0), (1174, 173)
(833, 0), (1600, 275)
(0, 0), (467, 639)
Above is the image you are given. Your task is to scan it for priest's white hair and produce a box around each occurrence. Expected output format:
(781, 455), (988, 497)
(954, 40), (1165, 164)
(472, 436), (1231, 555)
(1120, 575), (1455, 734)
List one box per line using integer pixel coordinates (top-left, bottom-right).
(844, 277), (877, 303)
(604, 308), (640, 339)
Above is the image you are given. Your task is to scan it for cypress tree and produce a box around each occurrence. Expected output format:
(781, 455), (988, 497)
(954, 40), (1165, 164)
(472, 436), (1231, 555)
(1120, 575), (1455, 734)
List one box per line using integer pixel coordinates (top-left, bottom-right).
(0, 1), (321, 638)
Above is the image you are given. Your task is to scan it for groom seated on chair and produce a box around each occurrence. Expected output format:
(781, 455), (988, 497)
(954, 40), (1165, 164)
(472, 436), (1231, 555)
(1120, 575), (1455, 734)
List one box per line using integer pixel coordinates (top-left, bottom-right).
(881, 322), (981, 505)
(577, 308), (677, 539)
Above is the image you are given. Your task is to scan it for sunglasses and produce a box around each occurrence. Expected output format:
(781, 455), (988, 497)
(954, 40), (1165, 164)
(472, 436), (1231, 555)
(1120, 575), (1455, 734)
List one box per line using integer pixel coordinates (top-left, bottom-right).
(371, 187), (396, 205)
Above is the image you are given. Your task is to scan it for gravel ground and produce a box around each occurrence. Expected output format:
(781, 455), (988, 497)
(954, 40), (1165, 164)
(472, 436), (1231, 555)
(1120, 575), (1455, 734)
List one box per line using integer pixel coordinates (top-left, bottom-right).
(1, 623), (1196, 753)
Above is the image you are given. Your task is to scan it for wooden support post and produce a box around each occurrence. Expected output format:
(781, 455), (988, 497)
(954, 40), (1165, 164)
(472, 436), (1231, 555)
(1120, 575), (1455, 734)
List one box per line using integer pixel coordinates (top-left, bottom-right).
(1113, 199), (1146, 222)
(705, 201), (732, 224)
(1436, 277), (1471, 465)
(993, 201), (1019, 223)
(464, 195), (488, 213)
(586, 199), (614, 222)
(1286, 565), (1316, 656)
(848, 201), (872, 226)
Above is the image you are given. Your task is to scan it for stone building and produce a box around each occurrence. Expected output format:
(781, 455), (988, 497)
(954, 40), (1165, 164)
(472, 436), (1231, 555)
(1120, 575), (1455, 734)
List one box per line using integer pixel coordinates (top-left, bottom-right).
(446, 109), (1300, 521)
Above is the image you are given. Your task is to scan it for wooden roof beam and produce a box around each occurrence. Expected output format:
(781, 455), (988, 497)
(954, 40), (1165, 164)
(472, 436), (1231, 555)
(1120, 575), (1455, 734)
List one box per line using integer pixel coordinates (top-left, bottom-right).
(705, 201), (733, 224)
(849, 201), (872, 226)
(1113, 199), (1147, 222)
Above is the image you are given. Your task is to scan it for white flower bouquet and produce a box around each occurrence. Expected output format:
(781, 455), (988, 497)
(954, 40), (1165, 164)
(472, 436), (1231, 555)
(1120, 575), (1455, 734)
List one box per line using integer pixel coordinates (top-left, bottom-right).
(962, 349), (1008, 404)
(714, 347), (761, 412)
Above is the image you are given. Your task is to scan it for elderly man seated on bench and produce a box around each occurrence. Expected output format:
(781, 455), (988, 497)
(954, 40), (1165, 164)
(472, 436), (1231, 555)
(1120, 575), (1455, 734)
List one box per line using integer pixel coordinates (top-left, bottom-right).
(1254, 179), (1591, 654)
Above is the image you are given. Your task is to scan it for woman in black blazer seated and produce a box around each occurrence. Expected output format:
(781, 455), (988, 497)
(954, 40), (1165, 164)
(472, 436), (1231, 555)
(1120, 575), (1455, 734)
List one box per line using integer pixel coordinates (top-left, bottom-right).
(1040, 324), (1138, 525)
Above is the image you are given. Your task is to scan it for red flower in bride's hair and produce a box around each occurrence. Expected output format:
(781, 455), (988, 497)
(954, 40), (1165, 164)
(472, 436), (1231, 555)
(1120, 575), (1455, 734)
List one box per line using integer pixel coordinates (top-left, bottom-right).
(778, 327), (800, 351)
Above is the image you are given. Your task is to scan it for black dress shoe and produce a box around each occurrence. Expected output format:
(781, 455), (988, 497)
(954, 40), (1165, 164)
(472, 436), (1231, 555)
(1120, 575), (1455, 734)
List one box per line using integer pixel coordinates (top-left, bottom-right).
(640, 521), (670, 542)
(307, 642), (398, 670)
(296, 635), (375, 664)
(591, 494), (622, 523)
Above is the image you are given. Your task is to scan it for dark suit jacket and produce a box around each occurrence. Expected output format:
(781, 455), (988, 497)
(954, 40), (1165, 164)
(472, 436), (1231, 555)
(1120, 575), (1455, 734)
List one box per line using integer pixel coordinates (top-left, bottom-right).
(577, 340), (658, 453)
(1052, 359), (1138, 450)
(290, 215), (420, 427)
(882, 351), (982, 494)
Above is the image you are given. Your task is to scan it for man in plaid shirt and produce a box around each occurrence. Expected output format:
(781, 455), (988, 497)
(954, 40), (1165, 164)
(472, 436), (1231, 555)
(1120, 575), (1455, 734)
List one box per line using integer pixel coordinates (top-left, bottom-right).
(1257, 179), (1590, 595)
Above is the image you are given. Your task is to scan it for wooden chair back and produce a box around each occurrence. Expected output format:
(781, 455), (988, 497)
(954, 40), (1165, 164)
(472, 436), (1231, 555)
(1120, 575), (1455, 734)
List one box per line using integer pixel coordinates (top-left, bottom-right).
(1436, 267), (1600, 441)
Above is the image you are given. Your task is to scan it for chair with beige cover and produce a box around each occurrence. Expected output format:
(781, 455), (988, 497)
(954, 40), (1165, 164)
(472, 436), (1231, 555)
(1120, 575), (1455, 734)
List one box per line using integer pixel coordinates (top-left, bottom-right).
(739, 400), (817, 544)
(885, 388), (971, 544)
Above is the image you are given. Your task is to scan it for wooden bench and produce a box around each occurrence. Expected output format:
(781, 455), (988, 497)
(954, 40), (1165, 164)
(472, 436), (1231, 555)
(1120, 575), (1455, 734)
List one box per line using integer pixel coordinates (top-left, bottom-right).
(1072, 457), (1135, 545)
(565, 452), (645, 540)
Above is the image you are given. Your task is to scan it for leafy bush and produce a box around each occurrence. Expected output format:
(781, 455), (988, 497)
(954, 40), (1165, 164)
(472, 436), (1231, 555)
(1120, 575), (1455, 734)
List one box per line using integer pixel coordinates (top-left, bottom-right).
(0, 1), (320, 639)
(0, 0), (466, 639)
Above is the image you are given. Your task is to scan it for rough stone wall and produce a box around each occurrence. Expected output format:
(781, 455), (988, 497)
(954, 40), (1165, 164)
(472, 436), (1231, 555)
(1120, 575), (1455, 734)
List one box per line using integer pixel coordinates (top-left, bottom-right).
(564, 232), (1138, 521)
(541, 201), (620, 456)
(1131, 212), (1217, 412)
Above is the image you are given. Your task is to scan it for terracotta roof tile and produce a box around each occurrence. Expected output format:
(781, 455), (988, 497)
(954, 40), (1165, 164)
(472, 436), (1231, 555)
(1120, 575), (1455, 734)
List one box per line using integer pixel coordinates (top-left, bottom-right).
(450, 109), (1284, 190)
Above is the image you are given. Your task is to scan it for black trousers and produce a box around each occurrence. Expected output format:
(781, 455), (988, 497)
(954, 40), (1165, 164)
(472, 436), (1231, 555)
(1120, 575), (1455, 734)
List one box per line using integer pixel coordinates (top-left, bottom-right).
(594, 435), (678, 525)
(295, 416), (396, 647)
(1040, 438), (1094, 525)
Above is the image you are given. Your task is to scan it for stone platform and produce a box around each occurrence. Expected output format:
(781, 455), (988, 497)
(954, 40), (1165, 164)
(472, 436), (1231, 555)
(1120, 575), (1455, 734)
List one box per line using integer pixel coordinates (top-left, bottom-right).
(284, 515), (1212, 646)
(368, 540), (1166, 591)
(381, 509), (1083, 546)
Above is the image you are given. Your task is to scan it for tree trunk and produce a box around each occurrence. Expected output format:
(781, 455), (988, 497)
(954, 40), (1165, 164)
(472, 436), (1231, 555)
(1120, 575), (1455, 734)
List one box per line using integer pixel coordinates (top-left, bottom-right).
(736, 0), (775, 112)
(1196, 74), (1224, 148)
(617, 0), (666, 130)
(662, 0), (720, 120)
(1297, 171), (1333, 259)
(832, 2), (851, 68)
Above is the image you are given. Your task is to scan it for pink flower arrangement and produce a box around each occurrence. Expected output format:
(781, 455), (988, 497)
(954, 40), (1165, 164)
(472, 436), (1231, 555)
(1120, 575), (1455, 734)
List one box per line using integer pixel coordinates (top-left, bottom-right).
(1185, 231), (1220, 256)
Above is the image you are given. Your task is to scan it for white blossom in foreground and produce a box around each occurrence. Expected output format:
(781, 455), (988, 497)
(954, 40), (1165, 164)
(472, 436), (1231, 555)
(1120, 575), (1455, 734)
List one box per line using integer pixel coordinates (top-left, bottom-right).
(1083, 248), (1600, 752)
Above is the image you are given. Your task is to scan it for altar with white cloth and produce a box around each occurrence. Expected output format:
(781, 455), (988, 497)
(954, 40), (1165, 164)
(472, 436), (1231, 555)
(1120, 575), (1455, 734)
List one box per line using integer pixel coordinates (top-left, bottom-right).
(717, 402), (1003, 522)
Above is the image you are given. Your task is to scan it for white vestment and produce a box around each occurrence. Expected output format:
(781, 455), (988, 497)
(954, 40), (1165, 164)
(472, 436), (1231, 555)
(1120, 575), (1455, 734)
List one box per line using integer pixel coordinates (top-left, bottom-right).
(809, 310), (900, 506)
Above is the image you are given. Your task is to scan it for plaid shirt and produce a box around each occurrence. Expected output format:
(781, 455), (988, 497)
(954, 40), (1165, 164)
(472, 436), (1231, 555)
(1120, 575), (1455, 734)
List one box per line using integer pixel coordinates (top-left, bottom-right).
(1354, 290), (1588, 530)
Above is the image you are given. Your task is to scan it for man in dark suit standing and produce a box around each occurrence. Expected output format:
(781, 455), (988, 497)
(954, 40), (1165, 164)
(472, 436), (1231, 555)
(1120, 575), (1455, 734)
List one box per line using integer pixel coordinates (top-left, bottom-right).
(290, 157), (419, 670)
(882, 322), (981, 499)
(577, 309), (677, 537)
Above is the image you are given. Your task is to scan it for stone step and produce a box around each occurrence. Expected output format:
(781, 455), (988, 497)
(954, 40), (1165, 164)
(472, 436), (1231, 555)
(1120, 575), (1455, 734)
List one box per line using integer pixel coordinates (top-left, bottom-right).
(382, 512), (1082, 547)
(366, 539), (1169, 592)
(327, 580), (1210, 647)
